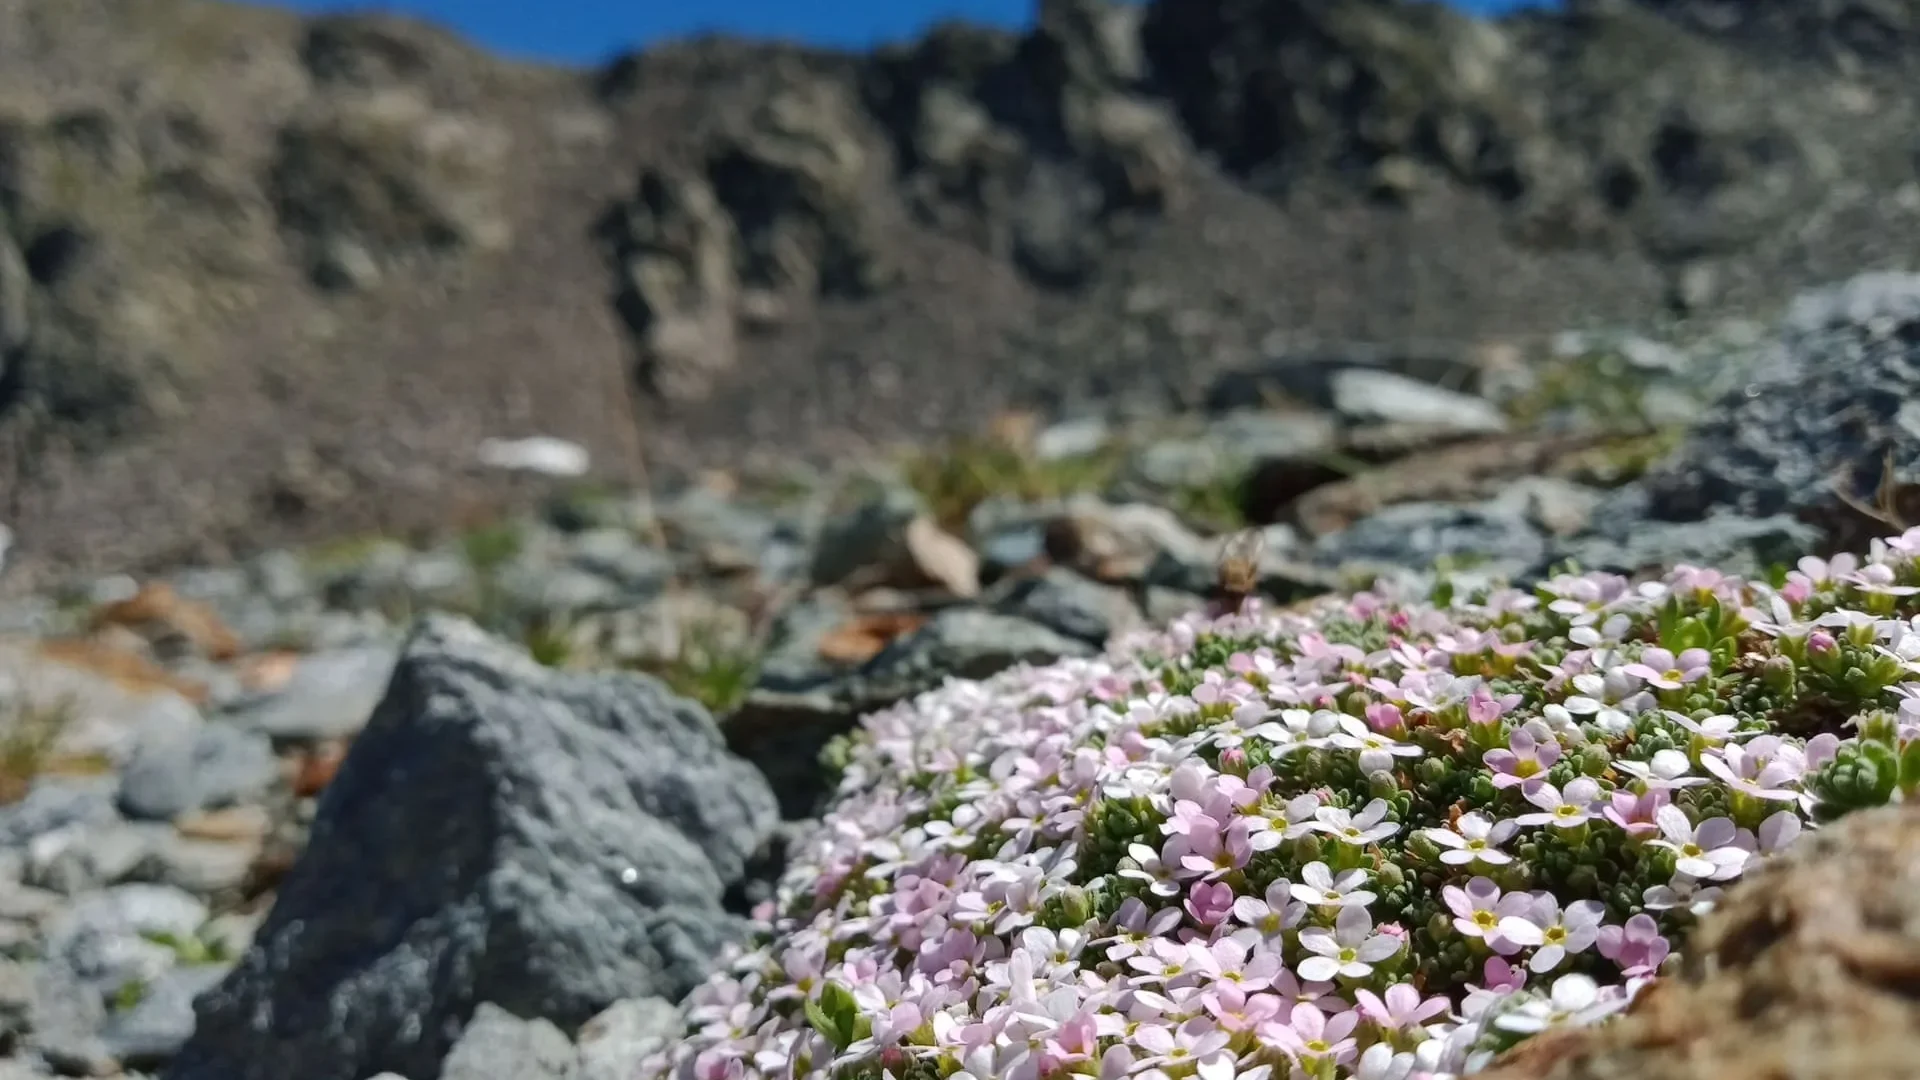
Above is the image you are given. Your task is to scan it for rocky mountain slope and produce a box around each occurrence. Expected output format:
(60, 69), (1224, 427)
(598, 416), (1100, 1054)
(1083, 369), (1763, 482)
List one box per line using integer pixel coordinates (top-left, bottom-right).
(5, 0), (1920, 581)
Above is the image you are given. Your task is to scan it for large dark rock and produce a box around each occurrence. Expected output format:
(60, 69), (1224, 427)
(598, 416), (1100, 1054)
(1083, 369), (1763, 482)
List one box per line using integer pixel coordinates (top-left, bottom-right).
(166, 614), (778, 1080)
(1635, 273), (1920, 554)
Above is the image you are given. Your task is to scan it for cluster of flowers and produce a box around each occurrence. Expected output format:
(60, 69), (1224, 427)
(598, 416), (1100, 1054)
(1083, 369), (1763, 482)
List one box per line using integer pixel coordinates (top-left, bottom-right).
(640, 532), (1920, 1080)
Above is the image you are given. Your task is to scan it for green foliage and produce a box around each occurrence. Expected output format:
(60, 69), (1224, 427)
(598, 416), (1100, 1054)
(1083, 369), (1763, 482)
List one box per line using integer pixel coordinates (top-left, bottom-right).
(461, 521), (524, 575)
(901, 435), (1123, 531)
(0, 696), (81, 806)
(140, 925), (233, 966)
(631, 620), (760, 715)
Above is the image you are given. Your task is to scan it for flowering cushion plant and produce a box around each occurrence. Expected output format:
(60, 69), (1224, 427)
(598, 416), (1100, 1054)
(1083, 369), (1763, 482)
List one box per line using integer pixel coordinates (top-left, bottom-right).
(641, 531), (1920, 1080)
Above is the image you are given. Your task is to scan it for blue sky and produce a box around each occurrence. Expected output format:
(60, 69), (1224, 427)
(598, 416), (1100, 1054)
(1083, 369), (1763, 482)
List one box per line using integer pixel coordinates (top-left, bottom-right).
(268, 0), (1553, 65)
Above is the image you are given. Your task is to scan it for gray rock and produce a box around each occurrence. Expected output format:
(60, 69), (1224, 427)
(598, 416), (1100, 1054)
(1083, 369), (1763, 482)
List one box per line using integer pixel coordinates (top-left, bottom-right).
(168, 614), (778, 1080)
(1141, 585), (1208, 624)
(576, 997), (682, 1080)
(231, 645), (398, 741)
(1327, 368), (1507, 434)
(118, 724), (279, 821)
(731, 608), (1094, 818)
(1033, 417), (1111, 461)
(1317, 501), (1547, 578)
(494, 563), (627, 618)
(0, 783), (120, 850)
(1555, 487), (1818, 578)
(101, 964), (229, 1069)
(151, 835), (258, 896)
(43, 885), (208, 997)
(1637, 272), (1920, 550)
(248, 551), (312, 606)
(25, 822), (167, 895)
(439, 1005), (577, 1080)
(567, 529), (674, 594)
(993, 568), (1144, 644)
(809, 486), (926, 587)
(28, 961), (113, 1076)
(0, 961), (33, 1049)
(661, 488), (810, 582)
(1130, 411), (1339, 491)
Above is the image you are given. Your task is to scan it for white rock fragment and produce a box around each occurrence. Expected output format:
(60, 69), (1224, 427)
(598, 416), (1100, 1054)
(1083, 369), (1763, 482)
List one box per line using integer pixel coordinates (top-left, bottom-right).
(476, 436), (591, 478)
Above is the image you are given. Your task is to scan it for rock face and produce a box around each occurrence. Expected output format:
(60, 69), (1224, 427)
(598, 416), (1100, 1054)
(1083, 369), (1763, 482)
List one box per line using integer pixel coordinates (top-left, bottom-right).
(1631, 272), (1920, 554)
(9, 0), (1920, 580)
(166, 614), (779, 1080)
(1476, 800), (1920, 1080)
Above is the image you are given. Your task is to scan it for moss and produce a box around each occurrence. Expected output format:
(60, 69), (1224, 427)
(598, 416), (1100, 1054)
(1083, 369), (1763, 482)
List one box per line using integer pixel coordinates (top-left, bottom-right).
(901, 435), (1125, 532)
(629, 620), (760, 715)
(0, 697), (81, 806)
(140, 926), (234, 966)
(460, 521), (523, 576)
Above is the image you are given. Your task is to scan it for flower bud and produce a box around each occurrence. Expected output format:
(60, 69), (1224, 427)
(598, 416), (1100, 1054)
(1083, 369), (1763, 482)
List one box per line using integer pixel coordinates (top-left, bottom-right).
(1762, 654), (1796, 693)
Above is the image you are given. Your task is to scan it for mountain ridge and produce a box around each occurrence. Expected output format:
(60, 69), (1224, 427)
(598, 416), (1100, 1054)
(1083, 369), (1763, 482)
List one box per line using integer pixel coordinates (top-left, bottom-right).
(2, 0), (1919, 582)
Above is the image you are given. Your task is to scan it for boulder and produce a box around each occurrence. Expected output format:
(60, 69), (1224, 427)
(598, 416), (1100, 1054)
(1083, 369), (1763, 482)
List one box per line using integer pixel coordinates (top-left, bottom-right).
(166, 614), (778, 1080)
(1635, 273), (1920, 553)
(1475, 801), (1920, 1080)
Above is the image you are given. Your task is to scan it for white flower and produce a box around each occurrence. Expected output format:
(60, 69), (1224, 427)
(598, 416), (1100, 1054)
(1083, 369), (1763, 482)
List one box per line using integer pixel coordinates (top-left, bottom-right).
(1289, 862), (1376, 908)
(1309, 798), (1401, 845)
(1296, 905), (1402, 981)
(1493, 974), (1629, 1035)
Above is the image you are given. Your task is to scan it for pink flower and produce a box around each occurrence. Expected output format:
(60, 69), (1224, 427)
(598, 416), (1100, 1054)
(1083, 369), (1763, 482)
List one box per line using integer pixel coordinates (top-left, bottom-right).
(1601, 786), (1670, 838)
(1514, 777), (1602, 829)
(1519, 893), (1606, 973)
(1365, 701), (1407, 735)
(1259, 1002), (1360, 1066)
(1230, 879), (1305, 938)
(1444, 877), (1540, 955)
(1648, 807), (1750, 881)
(1191, 936), (1284, 992)
(1702, 736), (1804, 802)
(1100, 898), (1183, 961)
(1596, 913), (1671, 978)
(1353, 983), (1449, 1030)
(1201, 983), (1285, 1034)
(1133, 1017), (1233, 1071)
(1482, 722), (1562, 790)
(1623, 647), (1712, 690)
(1186, 881), (1236, 928)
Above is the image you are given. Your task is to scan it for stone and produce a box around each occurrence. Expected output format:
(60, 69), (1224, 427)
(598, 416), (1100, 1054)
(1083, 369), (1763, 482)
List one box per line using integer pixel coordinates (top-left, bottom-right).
(902, 515), (981, 599)
(168, 615), (778, 1080)
(438, 1004), (577, 1080)
(1032, 417), (1111, 461)
(28, 961), (113, 1076)
(0, 783), (121, 850)
(475, 436), (591, 477)
(809, 486), (927, 588)
(1474, 801), (1920, 1080)
(992, 567), (1144, 645)
(1636, 273), (1920, 552)
(576, 997), (683, 1080)
(24, 822), (167, 895)
(731, 608), (1093, 818)
(1327, 368), (1507, 434)
(100, 964), (228, 1069)
(1558, 486), (1819, 579)
(230, 645), (398, 741)
(117, 723), (279, 821)
(1316, 501), (1547, 578)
